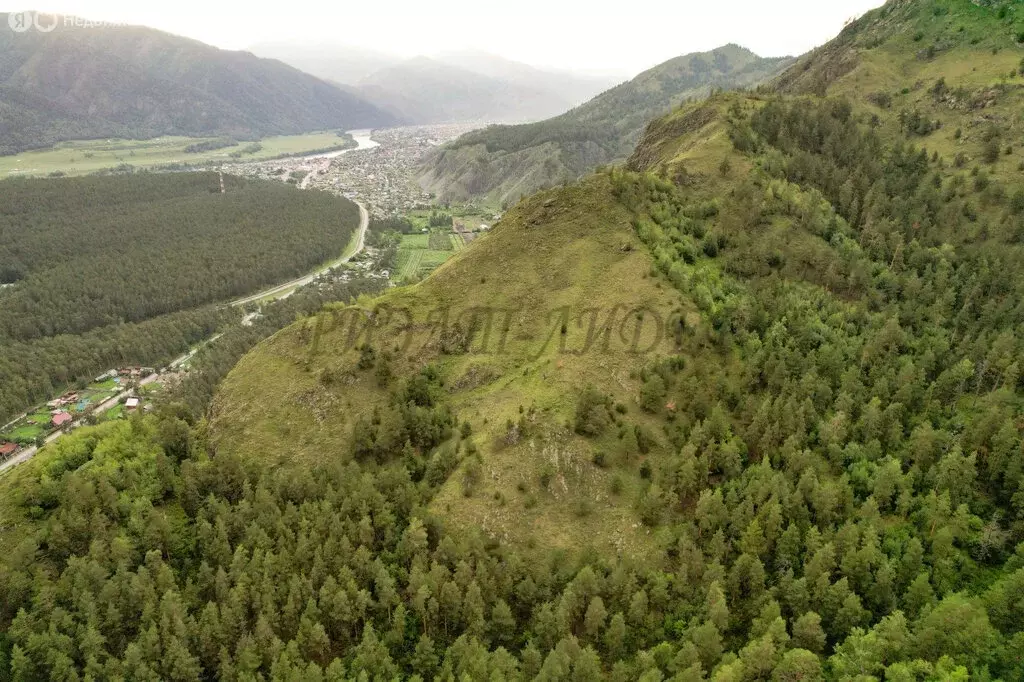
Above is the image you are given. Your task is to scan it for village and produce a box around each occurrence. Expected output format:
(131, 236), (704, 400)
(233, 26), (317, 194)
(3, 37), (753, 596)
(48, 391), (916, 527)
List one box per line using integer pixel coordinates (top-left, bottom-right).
(220, 123), (480, 217)
(0, 366), (168, 467)
(305, 125), (477, 217)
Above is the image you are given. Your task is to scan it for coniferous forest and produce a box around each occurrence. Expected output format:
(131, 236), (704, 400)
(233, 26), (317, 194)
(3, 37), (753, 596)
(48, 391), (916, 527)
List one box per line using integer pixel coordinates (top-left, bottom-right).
(0, 173), (361, 423)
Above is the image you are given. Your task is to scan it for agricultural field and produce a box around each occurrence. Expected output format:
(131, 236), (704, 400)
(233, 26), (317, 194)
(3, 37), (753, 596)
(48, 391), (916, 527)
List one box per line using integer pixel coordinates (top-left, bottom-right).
(405, 205), (500, 230)
(0, 132), (354, 178)
(2, 408), (54, 444)
(394, 231), (458, 282)
(427, 232), (453, 250)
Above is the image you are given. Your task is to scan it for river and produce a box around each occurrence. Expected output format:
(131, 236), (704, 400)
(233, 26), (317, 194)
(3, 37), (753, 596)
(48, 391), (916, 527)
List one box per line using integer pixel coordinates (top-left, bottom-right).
(304, 129), (380, 159)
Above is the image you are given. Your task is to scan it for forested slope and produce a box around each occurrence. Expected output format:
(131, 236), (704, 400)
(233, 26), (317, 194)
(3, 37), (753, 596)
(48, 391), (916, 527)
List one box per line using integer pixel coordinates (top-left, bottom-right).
(0, 15), (397, 154)
(417, 45), (792, 205)
(3, 1), (1024, 680)
(0, 172), (361, 424)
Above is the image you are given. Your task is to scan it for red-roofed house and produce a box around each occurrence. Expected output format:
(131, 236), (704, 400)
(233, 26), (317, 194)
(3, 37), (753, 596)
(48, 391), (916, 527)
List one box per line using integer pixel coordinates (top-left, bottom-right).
(52, 411), (73, 428)
(0, 442), (17, 458)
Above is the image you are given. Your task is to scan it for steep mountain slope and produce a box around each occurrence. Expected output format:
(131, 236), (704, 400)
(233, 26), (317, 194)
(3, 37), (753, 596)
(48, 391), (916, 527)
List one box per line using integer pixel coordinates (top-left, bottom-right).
(773, 0), (1024, 97)
(416, 45), (793, 205)
(0, 15), (398, 154)
(211, 176), (687, 559)
(355, 56), (580, 124)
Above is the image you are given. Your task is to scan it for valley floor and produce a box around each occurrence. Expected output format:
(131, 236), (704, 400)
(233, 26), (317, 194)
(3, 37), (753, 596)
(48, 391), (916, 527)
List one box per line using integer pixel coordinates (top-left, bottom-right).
(0, 131), (357, 178)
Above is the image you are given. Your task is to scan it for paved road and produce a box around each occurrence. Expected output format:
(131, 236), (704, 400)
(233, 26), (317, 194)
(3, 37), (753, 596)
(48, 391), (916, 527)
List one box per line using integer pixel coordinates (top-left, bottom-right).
(168, 333), (224, 370)
(0, 373), (158, 476)
(228, 200), (369, 307)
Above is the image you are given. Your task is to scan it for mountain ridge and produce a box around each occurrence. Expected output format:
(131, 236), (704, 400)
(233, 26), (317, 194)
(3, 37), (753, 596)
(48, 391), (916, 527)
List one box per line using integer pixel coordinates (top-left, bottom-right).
(353, 55), (601, 125)
(247, 43), (616, 126)
(416, 44), (793, 205)
(215, 0), (1024, 644)
(0, 14), (398, 154)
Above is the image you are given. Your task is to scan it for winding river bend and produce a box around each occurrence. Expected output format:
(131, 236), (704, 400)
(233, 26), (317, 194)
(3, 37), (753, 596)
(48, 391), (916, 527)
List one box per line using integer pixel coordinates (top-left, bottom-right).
(304, 129), (380, 159)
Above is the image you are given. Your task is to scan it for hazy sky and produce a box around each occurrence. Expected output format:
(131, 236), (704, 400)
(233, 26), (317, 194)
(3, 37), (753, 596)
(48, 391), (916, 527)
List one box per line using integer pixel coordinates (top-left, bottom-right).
(9, 0), (886, 77)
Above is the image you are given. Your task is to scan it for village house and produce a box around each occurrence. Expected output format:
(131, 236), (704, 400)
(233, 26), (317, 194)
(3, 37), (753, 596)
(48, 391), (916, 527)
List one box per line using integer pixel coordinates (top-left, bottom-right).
(125, 397), (140, 411)
(117, 366), (156, 378)
(0, 442), (17, 458)
(51, 411), (73, 428)
(47, 391), (80, 409)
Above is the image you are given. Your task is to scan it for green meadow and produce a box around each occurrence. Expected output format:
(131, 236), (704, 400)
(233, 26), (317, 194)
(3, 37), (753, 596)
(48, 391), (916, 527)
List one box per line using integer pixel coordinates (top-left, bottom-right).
(0, 132), (354, 178)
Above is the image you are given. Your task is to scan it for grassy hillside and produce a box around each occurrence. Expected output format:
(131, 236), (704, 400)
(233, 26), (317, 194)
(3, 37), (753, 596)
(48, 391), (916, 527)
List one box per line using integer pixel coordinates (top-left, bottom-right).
(0, 132), (355, 178)
(205, 0), (1024, 676)
(0, 15), (397, 154)
(417, 45), (792, 205)
(212, 176), (689, 559)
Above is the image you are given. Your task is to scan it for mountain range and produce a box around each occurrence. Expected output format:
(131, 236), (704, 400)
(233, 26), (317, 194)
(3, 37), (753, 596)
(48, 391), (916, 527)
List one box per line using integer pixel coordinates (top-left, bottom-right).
(0, 15), (398, 154)
(353, 56), (602, 125)
(417, 44), (794, 205)
(249, 42), (619, 126)
(245, 41), (402, 85)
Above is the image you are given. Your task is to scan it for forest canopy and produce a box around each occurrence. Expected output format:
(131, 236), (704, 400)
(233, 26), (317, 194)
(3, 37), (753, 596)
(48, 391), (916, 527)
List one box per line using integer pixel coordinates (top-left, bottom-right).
(0, 172), (361, 423)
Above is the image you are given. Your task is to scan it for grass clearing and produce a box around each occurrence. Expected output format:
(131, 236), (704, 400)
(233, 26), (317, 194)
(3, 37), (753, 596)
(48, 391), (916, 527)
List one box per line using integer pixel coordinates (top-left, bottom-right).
(139, 382), (163, 396)
(3, 423), (45, 444)
(102, 405), (126, 422)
